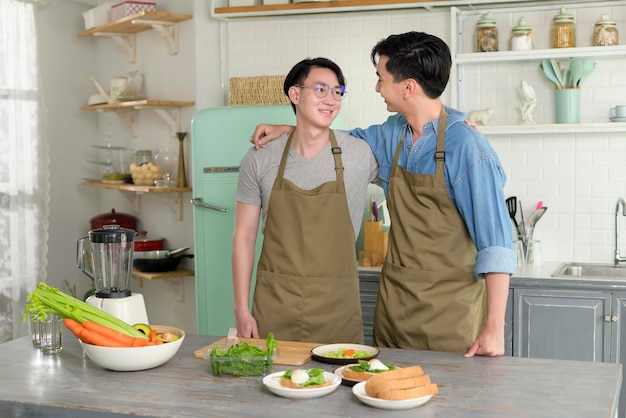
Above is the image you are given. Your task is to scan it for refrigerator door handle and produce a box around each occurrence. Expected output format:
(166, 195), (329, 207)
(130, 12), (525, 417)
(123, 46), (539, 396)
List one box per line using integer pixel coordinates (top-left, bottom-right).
(190, 197), (229, 213)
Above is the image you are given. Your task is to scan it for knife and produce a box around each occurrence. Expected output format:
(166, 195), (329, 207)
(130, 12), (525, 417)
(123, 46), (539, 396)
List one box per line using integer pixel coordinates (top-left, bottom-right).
(225, 327), (238, 349)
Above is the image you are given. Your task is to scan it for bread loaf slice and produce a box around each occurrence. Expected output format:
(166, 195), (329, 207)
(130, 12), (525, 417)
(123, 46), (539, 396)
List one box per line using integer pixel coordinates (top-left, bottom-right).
(377, 383), (439, 401)
(364, 365), (437, 401)
(364, 365), (424, 396)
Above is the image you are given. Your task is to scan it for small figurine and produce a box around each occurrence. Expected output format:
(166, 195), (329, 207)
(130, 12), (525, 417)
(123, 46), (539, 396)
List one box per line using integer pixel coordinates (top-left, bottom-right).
(518, 80), (537, 124)
(467, 107), (494, 125)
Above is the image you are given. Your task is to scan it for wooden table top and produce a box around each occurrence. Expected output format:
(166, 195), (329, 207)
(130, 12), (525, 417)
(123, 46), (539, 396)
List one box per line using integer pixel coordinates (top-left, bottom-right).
(0, 331), (621, 417)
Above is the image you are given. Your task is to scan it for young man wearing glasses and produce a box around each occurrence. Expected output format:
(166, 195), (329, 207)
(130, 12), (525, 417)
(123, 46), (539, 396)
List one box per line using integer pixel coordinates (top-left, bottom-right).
(232, 57), (378, 344)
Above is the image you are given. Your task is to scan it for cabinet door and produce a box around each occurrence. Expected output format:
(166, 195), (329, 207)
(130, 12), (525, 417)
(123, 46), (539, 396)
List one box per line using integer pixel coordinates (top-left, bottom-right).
(191, 105), (296, 335)
(504, 289), (513, 356)
(513, 289), (611, 362)
(613, 294), (626, 416)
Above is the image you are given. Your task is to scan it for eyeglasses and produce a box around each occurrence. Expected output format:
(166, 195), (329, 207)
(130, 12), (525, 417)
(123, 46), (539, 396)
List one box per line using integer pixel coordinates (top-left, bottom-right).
(295, 83), (347, 101)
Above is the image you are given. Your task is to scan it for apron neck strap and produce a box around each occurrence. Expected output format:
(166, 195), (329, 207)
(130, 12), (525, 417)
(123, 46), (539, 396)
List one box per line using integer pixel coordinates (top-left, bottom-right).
(435, 106), (448, 177)
(277, 130), (344, 181)
(391, 106), (448, 171)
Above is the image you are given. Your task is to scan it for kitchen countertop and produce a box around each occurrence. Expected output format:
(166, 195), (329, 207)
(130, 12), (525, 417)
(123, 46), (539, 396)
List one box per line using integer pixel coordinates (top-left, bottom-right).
(361, 261), (626, 291)
(0, 332), (620, 417)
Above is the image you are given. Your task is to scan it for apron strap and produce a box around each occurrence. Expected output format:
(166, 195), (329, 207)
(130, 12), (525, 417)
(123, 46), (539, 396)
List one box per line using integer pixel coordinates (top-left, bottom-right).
(435, 106), (448, 179)
(276, 130), (344, 183)
(391, 105), (448, 171)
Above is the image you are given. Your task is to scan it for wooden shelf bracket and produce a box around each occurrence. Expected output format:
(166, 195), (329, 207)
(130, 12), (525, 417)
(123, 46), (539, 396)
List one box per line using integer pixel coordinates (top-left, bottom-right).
(93, 32), (137, 62)
(114, 109), (139, 137)
(135, 275), (188, 302)
(119, 190), (142, 213)
(133, 19), (180, 55)
(151, 107), (181, 136)
(166, 278), (185, 302)
(158, 192), (184, 220)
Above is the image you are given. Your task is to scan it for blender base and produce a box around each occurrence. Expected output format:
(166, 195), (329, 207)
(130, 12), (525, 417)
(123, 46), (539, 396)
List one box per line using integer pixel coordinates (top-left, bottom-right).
(86, 293), (149, 325)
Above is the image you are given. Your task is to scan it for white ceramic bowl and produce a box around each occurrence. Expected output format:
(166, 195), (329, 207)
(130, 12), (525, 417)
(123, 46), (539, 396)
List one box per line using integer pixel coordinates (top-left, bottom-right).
(79, 325), (185, 371)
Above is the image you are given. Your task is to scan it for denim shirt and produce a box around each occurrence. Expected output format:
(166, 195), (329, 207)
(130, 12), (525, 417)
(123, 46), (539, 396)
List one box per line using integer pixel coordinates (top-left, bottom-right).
(347, 107), (515, 278)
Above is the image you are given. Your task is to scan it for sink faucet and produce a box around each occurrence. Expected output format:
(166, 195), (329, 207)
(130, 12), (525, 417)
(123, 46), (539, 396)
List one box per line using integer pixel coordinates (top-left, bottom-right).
(615, 197), (626, 266)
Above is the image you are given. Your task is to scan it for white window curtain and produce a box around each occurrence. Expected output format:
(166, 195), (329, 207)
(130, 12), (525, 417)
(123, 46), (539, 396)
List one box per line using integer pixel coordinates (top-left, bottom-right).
(0, 0), (50, 342)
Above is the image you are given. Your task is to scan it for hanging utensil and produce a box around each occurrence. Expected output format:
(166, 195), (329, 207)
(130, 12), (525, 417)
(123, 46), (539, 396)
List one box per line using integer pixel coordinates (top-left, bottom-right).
(578, 59), (596, 86)
(568, 58), (583, 88)
(525, 207), (548, 243)
(540, 60), (561, 88)
(550, 59), (565, 88)
(528, 207), (547, 229)
(506, 197), (522, 240)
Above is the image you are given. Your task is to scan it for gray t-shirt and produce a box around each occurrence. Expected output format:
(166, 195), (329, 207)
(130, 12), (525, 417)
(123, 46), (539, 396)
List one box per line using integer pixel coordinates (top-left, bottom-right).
(236, 130), (378, 238)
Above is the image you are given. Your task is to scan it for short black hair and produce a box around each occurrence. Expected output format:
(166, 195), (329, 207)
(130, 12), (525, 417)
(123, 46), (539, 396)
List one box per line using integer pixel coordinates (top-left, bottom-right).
(370, 31), (451, 99)
(283, 57), (346, 113)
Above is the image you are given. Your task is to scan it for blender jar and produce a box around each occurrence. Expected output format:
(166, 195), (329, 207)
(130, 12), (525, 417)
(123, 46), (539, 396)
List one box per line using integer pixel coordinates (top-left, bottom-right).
(88, 225), (136, 298)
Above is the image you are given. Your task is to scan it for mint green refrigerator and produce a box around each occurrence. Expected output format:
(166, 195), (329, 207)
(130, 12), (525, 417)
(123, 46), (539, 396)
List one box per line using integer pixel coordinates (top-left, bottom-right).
(191, 105), (344, 335)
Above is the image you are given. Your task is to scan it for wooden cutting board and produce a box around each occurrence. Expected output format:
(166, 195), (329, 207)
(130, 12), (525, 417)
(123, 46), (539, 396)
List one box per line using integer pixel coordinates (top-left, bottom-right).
(194, 337), (322, 366)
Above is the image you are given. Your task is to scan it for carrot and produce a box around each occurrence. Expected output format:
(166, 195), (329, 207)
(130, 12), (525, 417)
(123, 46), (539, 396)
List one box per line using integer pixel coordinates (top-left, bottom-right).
(78, 327), (130, 347)
(132, 337), (152, 347)
(64, 318), (89, 342)
(344, 349), (355, 356)
(82, 321), (137, 346)
(148, 329), (158, 344)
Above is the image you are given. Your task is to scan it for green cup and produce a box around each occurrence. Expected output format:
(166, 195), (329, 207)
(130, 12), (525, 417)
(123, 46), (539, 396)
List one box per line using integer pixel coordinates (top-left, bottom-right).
(555, 88), (581, 123)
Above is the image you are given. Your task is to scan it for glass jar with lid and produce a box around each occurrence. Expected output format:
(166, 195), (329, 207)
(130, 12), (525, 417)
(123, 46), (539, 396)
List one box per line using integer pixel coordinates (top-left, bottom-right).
(552, 6), (575, 48)
(135, 150), (153, 166)
(593, 14), (618, 46)
(510, 16), (533, 51)
(475, 12), (498, 52)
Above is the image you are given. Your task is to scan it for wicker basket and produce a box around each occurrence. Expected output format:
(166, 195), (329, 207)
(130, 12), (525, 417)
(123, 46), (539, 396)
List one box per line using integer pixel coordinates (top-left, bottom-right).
(229, 75), (290, 106)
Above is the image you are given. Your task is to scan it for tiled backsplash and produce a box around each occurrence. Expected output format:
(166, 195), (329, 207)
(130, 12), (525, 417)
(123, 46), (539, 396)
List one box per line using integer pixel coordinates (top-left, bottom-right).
(223, 3), (626, 265)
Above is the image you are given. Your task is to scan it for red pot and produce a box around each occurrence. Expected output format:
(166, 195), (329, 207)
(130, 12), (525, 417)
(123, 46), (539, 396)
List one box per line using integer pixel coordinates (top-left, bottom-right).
(90, 209), (137, 231)
(134, 231), (164, 251)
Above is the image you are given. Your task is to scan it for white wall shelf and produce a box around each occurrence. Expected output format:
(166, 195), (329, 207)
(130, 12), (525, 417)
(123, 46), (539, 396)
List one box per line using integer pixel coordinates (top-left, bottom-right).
(81, 181), (192, 220)
(80, 100), (195, 137)
(77, 11), (192, 63)
(210, 0), (591, 20)
(456, 45), (626, 64)
(477, 122), (626, 135)
(134, 268), (194, 302)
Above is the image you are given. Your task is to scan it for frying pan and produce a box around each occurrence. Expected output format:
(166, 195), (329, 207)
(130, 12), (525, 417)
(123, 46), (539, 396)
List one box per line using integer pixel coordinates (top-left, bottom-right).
(133, 254), (194, 273)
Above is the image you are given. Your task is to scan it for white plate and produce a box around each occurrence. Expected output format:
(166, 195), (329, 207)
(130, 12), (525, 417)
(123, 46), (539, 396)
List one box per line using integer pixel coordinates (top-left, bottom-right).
(610, 116), (626, 122)
(311, 343), (379, 365)
(352, 381), (433, 410)
(333, 364), (362, 387)
(262, 371), (341, 399)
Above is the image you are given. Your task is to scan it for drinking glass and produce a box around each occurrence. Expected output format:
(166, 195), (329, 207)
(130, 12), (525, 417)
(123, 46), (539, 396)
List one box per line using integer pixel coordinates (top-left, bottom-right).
(40, 313), (63, 354)
(525, 240), (542, 267)
(29, 315), (42, 348)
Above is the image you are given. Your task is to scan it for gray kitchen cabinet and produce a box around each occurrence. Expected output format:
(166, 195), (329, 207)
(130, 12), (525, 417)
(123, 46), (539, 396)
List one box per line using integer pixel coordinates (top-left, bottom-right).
(512, 286), (626, 416)
(359, 270), (379, 346)
(504, 289), (513, 356)
(513, 288), (612, 361)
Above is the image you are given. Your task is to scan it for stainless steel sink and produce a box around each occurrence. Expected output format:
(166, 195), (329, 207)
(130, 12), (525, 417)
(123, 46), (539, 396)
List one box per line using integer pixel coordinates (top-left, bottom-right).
(552, 262), (626, 279)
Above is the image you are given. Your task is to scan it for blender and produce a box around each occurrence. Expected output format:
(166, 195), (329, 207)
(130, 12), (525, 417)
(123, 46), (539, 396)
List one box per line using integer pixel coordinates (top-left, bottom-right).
(77, 225), (149, 325)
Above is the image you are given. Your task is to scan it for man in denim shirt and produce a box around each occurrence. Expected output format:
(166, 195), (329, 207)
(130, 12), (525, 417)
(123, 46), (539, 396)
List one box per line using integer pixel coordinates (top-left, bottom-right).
(252, 32), (515, 357)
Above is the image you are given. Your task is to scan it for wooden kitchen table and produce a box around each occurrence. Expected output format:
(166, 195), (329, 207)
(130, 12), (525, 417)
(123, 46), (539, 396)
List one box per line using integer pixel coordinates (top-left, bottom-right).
(0, 331), (621, 418)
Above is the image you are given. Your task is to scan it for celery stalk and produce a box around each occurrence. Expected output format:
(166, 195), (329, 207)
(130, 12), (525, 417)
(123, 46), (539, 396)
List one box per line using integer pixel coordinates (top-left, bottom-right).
(24, 282), (146, 339)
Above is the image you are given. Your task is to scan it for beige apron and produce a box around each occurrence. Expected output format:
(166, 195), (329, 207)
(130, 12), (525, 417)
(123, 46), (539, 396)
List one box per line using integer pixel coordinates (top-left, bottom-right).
(252, 131), (364, 344)
(373, 108), (486, 353)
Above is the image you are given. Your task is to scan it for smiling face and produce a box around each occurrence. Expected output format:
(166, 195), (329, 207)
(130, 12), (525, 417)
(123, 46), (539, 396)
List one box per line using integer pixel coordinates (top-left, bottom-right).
(289, 66), (342, 129)
(375, 55), (406, 114)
